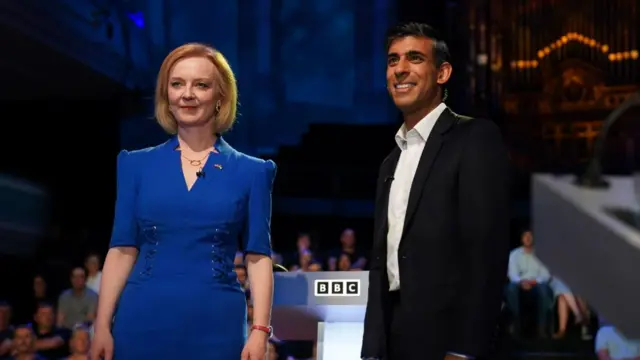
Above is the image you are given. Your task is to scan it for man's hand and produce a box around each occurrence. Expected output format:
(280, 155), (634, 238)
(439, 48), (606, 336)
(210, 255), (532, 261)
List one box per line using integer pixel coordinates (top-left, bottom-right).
(520, 280), (533, 290)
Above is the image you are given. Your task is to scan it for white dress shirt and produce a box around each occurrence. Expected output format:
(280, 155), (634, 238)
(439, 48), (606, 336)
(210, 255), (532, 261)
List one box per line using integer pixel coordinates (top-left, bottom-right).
(383, 103), (473, 360)
(386, 103), (447, 291)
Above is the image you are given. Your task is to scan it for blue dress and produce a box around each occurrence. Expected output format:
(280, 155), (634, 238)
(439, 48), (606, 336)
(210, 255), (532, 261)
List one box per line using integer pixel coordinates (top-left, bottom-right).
(109, 136), (276, 359)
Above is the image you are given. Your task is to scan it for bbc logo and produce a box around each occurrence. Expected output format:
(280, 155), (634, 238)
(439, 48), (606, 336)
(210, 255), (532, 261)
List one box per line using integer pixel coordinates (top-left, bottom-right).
(314, 279), (361, 297)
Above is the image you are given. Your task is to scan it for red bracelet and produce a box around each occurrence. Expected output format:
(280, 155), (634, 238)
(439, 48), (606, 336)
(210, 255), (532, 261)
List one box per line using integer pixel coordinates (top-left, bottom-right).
(251, 324), (273, 337)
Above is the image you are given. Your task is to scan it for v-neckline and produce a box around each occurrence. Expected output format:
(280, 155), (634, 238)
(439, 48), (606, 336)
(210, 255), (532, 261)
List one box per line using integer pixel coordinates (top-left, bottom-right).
(169, 135), (227, 193)
(178, 150), (215, 193)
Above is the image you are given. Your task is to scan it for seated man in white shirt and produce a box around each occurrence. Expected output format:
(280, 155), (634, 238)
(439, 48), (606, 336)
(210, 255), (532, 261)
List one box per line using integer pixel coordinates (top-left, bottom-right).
(504, 230), (554, 337)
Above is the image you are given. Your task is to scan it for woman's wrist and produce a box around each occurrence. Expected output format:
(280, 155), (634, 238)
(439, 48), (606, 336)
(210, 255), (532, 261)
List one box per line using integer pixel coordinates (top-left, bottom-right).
(94, 317), (112, 332)
(250, 324), (273, 338)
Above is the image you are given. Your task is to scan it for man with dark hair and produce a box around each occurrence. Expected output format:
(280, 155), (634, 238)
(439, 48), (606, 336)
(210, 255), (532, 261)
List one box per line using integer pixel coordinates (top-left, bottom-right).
(384, 22), (452, 102)
(33, 302), (69, 359)
(361, 22), (510, 360)
(10, 325), (47, 360)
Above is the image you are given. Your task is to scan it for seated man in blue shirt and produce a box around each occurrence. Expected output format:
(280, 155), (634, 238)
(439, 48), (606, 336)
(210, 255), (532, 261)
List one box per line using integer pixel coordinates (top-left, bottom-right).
(505, 230), (554, 337)
(33, 303), (70, 359)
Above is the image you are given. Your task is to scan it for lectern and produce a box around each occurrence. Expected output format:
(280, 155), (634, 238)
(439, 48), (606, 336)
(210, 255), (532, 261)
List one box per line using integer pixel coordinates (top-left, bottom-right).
(273, 271), (369, 360)
(533, 174), (640, 337)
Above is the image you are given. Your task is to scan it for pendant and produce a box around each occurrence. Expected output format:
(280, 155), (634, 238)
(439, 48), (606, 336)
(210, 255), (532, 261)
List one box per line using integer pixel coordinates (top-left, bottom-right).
(190, 160), (202, 166)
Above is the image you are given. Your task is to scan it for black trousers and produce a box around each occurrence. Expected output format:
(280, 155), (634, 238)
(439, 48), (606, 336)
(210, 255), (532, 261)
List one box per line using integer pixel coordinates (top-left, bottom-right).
(384, 291), (510, 360)
(385, 290), (417, 360)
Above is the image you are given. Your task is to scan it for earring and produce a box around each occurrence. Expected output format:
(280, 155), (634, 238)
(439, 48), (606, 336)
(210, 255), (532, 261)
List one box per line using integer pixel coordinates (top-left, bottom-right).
(215, 100), (221, 114)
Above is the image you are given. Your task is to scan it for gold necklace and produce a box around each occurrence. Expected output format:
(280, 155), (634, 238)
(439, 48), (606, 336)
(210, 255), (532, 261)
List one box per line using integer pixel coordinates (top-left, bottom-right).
(181, 153), (210, 166)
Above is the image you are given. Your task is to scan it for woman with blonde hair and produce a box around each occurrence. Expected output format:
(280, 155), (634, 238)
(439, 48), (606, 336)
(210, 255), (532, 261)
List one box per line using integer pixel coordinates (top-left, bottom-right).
(90, 43), (276, 359)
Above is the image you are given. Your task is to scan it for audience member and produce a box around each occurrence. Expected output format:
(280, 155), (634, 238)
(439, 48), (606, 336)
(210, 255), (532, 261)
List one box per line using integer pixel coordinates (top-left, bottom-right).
(337, 253), (353, 271)
(285, 233), (315, 269)
(505, 230), (553, 337)
(83, 254), (102, 295)
(0, 301), (13, 358)
(289, 249), (318, 272)
(16, 276), (54, 326)
(62, 325), (90, 360)
(8, 325), (46, 360)
(550, 277), (592, 340)
(595, 322), (640, 360)
(327, 229), (367, 271)
(56, 268), (97, 330)
(32, 303), (68, 359)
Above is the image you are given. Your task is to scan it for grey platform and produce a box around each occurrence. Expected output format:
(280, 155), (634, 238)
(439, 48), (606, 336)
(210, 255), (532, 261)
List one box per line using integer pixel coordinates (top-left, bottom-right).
(533, 174), (640, 338)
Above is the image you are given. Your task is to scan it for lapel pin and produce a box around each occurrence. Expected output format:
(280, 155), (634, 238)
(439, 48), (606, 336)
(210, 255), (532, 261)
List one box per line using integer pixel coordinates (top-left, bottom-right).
(214, 164), (223, 170)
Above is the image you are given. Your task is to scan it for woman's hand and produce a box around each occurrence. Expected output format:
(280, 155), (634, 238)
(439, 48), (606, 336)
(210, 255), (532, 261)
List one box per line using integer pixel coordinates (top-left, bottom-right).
(90, 327), (114, 360)
(240, 329), (268, 360)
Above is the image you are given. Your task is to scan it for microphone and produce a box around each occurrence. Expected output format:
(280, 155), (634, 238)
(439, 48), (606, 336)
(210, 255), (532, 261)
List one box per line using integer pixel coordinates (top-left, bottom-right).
(385, 176), (394, 183)
(196, 168), (205, 178)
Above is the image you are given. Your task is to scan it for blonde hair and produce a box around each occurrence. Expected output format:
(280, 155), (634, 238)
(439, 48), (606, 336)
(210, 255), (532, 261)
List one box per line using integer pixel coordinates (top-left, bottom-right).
(155, 43), (238, 134)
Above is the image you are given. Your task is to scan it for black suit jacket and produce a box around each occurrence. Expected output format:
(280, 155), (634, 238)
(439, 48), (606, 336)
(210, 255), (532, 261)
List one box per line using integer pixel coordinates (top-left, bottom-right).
(361, 109), (510, 360)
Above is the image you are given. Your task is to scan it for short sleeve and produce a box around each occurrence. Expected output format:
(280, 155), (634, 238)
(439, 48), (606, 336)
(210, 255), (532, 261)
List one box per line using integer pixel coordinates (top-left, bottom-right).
(109, 150), (139, 248)
(242, 159), (277, 256)
(57, 293), (66, 311)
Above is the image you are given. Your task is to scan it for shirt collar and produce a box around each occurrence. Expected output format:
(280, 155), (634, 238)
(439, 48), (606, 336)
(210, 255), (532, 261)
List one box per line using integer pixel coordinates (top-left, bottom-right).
(394, 103), (448, 149)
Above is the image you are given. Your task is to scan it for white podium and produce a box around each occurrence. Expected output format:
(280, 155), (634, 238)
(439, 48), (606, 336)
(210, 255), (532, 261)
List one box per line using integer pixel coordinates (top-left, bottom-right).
(273, 271), (369, 360)
(533, 174), (640, 338)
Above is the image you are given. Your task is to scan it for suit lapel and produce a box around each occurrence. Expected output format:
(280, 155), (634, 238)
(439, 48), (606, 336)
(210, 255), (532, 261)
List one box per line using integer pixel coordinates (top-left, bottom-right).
(400, 109), (458, 246)
(375, 149), (400, 250)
